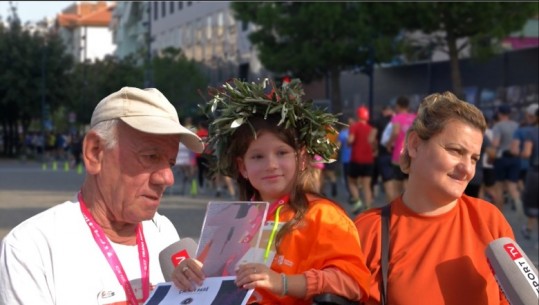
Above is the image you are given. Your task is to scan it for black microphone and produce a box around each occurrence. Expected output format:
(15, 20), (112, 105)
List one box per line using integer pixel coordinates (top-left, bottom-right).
(485, 237), (538, 305)
(159, 237), (198, 282)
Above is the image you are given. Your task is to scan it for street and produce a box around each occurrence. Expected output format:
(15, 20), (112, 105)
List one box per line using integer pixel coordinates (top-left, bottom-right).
(0, 159), (208, 241)
(0, 158), (537, 268)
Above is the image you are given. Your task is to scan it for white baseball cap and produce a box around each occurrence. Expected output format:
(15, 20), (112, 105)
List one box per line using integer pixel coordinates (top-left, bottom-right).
(526, 103), (538, 116)
(90, 87), (204, 153)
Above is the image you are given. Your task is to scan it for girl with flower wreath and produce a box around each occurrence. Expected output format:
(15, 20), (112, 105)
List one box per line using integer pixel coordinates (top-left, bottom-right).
(171, 78), (370, 305)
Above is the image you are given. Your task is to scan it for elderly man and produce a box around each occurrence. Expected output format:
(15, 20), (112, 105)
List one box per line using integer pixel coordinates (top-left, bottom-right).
(0, 87), (203, 305)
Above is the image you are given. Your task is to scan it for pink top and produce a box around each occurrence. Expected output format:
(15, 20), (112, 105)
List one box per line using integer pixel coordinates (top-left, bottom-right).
(390, 112), (416, 164)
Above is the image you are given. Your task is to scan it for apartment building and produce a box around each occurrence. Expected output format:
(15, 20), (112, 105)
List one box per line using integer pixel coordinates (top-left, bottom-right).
(110, 1), (147, 62)
(112, 1), (265, 85)
(55, 1), (115, 63)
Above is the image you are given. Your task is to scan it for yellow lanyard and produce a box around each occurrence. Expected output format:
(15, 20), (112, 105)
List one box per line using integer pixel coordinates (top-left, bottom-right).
(264, 205), (283, 264)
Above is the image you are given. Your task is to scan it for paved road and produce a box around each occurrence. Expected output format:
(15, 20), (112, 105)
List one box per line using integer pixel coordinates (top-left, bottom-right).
(1, 158), (537, 268)
(0, 159), (209, 241)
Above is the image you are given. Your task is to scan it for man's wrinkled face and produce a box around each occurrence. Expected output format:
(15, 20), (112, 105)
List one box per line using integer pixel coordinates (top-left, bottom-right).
(97, 123), (180, 224)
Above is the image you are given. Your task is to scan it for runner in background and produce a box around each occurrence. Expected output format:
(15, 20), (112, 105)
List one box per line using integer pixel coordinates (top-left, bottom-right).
(348, 106), (376, 213)
(385, 96), (416, 197)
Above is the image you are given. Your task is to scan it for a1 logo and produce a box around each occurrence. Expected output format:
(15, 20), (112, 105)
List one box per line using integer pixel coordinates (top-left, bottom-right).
(171, 249), (190, 267)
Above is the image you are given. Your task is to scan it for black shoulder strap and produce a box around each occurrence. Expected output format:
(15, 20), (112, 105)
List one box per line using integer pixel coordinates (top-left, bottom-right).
(380, 204), (391, 305)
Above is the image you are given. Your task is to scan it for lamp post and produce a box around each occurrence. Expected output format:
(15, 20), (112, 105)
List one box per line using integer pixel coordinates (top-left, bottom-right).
(426, 41), (434, 94)
(144, 2), (153, 88)
(367, 45), (374, 117)
(358, 45), (375, 117)
(40, 37), (48, 160)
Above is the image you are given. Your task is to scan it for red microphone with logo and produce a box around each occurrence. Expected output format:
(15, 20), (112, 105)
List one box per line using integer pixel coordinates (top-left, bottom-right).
(159, 237), (198, 282)
(485, 237), (538, 305)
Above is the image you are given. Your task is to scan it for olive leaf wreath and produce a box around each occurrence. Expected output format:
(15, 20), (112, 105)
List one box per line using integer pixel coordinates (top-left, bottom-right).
(198, 78), (343, 177)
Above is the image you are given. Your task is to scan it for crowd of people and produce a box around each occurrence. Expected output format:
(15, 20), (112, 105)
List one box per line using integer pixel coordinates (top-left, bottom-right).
(19, 130), (84, 168)
(355, 92), (516, 304)
(315, 99), (537, 242)
(0, 79), (537, 305)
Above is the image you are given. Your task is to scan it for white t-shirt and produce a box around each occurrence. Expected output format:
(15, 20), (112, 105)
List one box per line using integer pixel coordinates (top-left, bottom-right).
(482, 128), (494, 169)
(0, 198), (180, 305)
(175, 142), (193, 166)
(380, 122), (393, 146)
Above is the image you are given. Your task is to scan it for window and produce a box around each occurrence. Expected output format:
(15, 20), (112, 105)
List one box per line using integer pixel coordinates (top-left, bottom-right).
(178, 1), (183, 10)
(227, 11), (236, 32)
(184, 23), (192, 45)
(169, 29), (175, 47)
(177, 27), (182, 48)
(170, 2), (174, 14)
(217, 12), (223, 36)
(161, 1), (166, 17)
(239, 63), (250, 81)
(153, 2), (158, 20)
(187, 1), (192, 6)
(195, 18), (202, 43)
(206, 16), (212, 40)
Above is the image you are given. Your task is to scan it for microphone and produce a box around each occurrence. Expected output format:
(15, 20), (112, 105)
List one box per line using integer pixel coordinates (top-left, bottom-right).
(485, 237), (538, 305)
(159, 237), (198, 282)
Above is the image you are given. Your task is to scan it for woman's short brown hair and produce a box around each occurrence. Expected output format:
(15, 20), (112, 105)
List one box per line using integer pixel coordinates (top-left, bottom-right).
(400, 91), (487, 173)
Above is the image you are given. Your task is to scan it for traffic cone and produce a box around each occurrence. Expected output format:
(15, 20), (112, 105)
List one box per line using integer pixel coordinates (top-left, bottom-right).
(64, 161), (69, 172)
(190, 179), (198, 197)
(52, 161), (58, 171)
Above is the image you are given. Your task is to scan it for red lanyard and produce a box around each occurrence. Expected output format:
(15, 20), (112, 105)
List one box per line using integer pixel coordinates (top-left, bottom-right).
(240, 195), (290, 244)
(267, 194), (289, 218)
(78, 192), (149, 305)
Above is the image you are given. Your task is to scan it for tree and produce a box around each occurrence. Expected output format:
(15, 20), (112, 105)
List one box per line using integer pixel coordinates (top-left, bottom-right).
(39, 32), (75, 126)
(68, 47), (209, 124)
(67, 55), (144, 125)
(399, 2), (537, 98)
(0, 6), (73, 156)
(0, 16), (42, 156)
(152, 47), (209, 118)
(231, 2), (404, 114)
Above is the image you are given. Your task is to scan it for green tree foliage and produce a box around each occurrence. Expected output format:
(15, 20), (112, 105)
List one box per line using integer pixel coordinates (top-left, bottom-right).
(399, 2), (538, 97)
(0, 12), (73, 156)
(69, 48), (209, 126)
(0, 9), (208, 158)
(152, 47), (209, 118)
(231, 2), (404, 114)
(68, 55), (144, 125)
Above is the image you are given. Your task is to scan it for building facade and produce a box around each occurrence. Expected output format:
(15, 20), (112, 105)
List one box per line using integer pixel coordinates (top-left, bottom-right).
(151, 1), (266, 84)
(61, 2), (539, 118)
(55, 1), (115, 63)
(109, 1), (147, 63)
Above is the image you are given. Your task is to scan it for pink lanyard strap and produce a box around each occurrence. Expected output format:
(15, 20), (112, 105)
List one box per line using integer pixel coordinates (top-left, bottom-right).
(240, 195), (290, 244)
(78, 192), (149, 305)
(266, 194), (290, 217)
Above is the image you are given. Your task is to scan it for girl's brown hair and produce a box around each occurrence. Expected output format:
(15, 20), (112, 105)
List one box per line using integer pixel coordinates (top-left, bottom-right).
(228, 115), (321, 249)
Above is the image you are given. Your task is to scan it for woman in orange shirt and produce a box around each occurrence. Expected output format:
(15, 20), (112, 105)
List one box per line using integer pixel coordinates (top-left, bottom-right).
(355, 92), (515, 305)
(172, 78), (370, 305)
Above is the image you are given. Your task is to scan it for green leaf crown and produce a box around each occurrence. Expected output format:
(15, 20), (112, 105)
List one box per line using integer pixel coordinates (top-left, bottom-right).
(199, 78), (341, 177)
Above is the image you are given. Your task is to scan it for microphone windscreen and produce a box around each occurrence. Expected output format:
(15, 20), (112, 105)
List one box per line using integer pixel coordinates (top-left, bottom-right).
(159, 237), (198, 282)
(485, 237), (538, 305)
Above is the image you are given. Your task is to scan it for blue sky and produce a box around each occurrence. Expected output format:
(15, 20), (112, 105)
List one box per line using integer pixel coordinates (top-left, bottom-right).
(0, 1), (74, 23)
